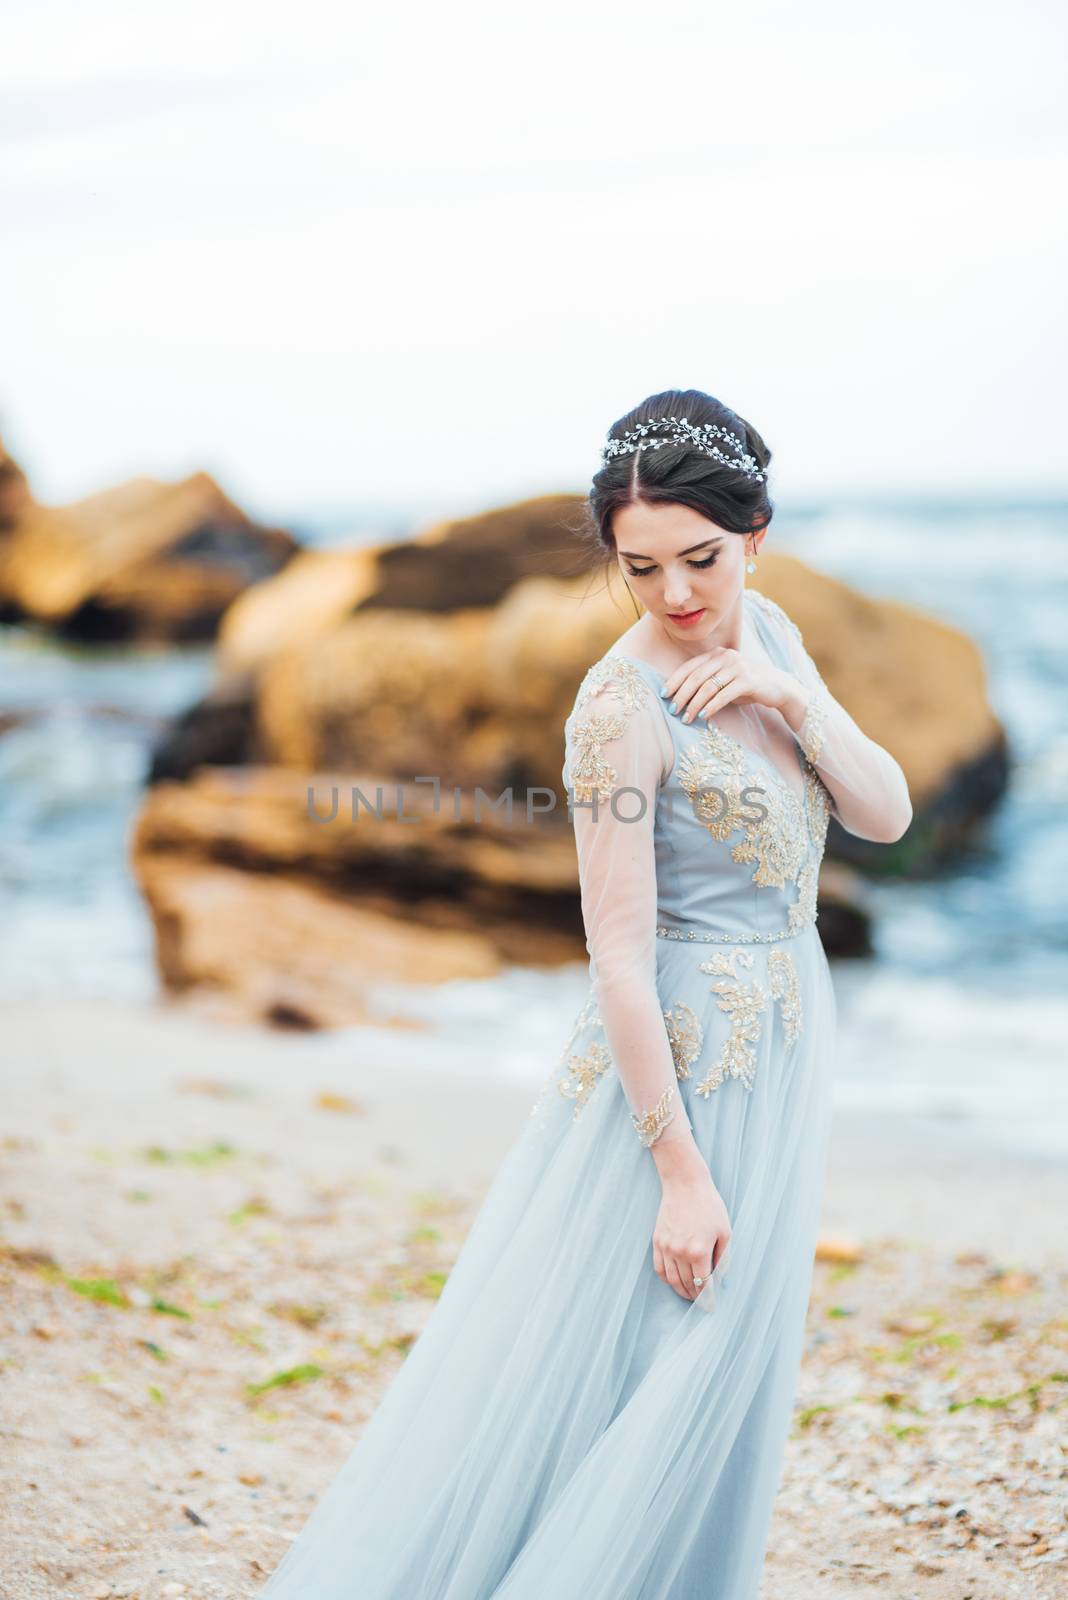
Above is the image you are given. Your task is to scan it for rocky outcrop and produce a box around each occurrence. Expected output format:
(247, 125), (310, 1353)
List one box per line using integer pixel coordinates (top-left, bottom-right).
(137, 854), (505, 1031)
(216, 493), (593, 674)
(0, 460), (299, 642)
(0, 436), (33, 532)
(147, 672), (260, 783)
(0, 437), (34, 622)
(131, 764), (585, 1028)
(216, 547), (381, 675)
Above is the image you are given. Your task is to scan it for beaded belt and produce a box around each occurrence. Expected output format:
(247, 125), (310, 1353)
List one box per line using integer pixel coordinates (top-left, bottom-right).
(655, 918), (814, 945)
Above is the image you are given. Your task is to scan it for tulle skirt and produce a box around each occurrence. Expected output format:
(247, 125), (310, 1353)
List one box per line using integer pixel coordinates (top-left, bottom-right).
(257, 923), (837, 1600)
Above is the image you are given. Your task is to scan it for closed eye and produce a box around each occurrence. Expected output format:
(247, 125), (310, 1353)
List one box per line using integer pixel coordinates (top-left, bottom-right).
(625, 552), (719, 578)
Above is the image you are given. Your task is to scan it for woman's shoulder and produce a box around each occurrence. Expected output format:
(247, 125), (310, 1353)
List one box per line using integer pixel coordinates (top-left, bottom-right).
(564, 649), (672, 799)
(571, 649), (659, 721)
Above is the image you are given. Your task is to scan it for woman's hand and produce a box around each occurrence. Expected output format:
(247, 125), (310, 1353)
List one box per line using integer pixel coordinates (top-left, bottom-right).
(661, 646), (803, 727)
(650, 1146), (732, 1302)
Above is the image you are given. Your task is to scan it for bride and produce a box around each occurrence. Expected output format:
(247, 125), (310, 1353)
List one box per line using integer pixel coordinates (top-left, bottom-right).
(256, 388), (912, 1598)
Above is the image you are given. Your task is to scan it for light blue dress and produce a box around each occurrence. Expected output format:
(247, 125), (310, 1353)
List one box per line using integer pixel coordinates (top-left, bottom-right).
(257, 588), (911, 1599)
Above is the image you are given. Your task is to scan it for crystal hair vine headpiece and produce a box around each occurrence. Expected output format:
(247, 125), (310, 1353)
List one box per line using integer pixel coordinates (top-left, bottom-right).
(600, 415), (767, 482)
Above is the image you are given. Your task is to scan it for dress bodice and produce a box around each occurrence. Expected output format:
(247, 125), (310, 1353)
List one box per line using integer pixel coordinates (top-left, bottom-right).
(563, 589), (834, 950)
(559, 585), (910, 1151)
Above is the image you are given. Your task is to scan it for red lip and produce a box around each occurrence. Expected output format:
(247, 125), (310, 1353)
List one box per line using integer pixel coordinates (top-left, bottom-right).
(667, 608), (705, 621)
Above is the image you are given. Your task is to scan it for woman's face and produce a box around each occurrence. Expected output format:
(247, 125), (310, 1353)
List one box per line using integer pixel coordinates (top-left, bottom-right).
(612, 500), (764, 642)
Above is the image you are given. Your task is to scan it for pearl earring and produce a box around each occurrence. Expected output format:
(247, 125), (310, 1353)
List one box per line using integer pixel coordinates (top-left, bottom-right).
(746, 556), (757, 573)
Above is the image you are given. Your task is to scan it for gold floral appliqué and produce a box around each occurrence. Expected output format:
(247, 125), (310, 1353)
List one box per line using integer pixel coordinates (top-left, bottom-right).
(694, 947), (803, 1095)
(567, 711), (627, 804)
(558, 1037), (613, 1116)
(631, 1084), (677, 1147)
(548, 994), (610, 1117)
(663, 1000), (704, 1080)
(574, 654), (649, 717)
(798, 690), (827, 764)
(678, 726), (807, 890)
(531, 990), (705, 1136)
(565, 655), (652, 805)
(530, 994), (602, 1123)
(802, 765), (832, 857)
(768, 948), (802, 1042)
(788, 861), (819, 935)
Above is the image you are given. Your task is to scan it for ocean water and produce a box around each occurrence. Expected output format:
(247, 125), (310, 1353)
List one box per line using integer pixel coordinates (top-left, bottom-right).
(2, 500), (1066, 1160)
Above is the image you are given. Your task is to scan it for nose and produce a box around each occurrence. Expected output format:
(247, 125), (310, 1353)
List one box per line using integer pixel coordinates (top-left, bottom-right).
(663, 576), (694, 609)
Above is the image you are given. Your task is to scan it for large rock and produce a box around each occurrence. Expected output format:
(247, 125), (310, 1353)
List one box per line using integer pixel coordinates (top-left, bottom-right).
(131, 764), (585, 1028)
(0, 436), (33, 532)
(217, 493), (594, 674)
(136, 854), (504, 1031)
(364, 492), (595, 610)
(0, 437), (34, 622)
(0, 469), (299, 641)
(132, 763), (579, 894)
(250, 572), (625, 786)
(217, 547), (381, 675)
(147, 671), (260, 783)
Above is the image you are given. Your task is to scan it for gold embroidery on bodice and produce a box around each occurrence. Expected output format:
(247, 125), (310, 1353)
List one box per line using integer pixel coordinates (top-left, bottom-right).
(566, 656), (651, 804)
(677, 725), (807, 890)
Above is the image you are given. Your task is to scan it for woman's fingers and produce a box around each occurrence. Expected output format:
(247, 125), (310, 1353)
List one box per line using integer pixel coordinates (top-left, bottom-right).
(665, 656), (744, 724)
(684, 678), (735, 724)
(663, 650), (731, 708)
(664, 1256), (689, 1300)
(664, 1252), (715, 1301)
(654, 1207), (730, 1302)
(664, 674), (699, 714)
(689, 1251), (713, 1300)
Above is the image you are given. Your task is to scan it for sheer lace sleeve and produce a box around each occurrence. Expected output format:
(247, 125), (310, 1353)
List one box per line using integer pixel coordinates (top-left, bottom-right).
(563, 657), (695, 1150)
(756, 593), (913, 844)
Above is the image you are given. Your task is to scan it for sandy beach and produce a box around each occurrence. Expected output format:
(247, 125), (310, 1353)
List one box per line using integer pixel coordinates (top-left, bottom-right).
(2, 994), (1066, 1600)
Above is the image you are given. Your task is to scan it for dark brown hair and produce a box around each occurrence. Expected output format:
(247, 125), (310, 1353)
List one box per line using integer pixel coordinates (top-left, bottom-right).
(582, 388), (774, 565)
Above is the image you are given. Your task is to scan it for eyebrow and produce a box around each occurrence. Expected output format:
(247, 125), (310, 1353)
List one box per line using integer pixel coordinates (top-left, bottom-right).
(619, 536), (725, 560)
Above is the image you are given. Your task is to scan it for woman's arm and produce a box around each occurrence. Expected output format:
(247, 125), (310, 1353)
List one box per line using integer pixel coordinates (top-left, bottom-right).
(564, 670), (700, 1155)
(566, 666), (732, 1295)
(767, 600), (913, 844)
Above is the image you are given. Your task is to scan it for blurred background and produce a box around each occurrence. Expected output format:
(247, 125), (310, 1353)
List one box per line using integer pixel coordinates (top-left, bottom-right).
(3, 4), (1068, 1595)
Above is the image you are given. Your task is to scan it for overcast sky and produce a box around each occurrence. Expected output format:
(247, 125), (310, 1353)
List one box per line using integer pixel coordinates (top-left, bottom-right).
(2, 0), (1066, 524)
